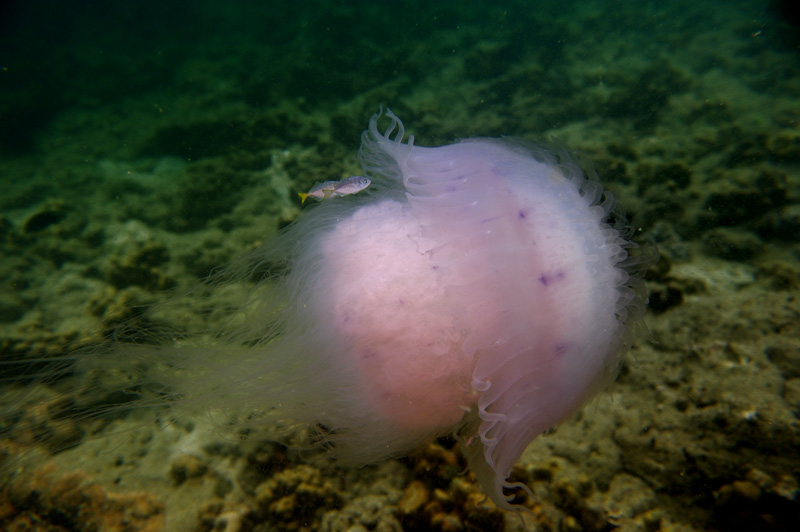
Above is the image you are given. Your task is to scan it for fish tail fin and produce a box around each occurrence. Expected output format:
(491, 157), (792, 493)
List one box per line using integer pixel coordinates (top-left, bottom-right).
(298, 192), (309, 203)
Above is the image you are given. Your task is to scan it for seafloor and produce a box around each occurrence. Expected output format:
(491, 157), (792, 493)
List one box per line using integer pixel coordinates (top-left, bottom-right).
(1, 1), (799, 531)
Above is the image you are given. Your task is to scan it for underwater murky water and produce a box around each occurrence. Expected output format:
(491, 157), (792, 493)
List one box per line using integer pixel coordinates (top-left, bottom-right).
(1, 1), (799, 530)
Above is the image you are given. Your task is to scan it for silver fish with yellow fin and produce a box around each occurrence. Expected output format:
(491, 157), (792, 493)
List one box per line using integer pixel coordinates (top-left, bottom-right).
(299, 176), (371, 203)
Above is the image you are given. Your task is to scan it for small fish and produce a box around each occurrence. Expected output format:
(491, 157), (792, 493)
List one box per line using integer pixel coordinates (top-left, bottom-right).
(331, 175), (371, 197)
(298, 180), (338, 203)
(298, 175), (371, 203)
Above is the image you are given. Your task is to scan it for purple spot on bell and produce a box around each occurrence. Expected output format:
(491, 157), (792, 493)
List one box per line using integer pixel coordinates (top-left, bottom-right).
(538, 270), (566, 286)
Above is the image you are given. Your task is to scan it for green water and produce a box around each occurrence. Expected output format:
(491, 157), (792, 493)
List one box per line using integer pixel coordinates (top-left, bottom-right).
(1, 1), (798, 531)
